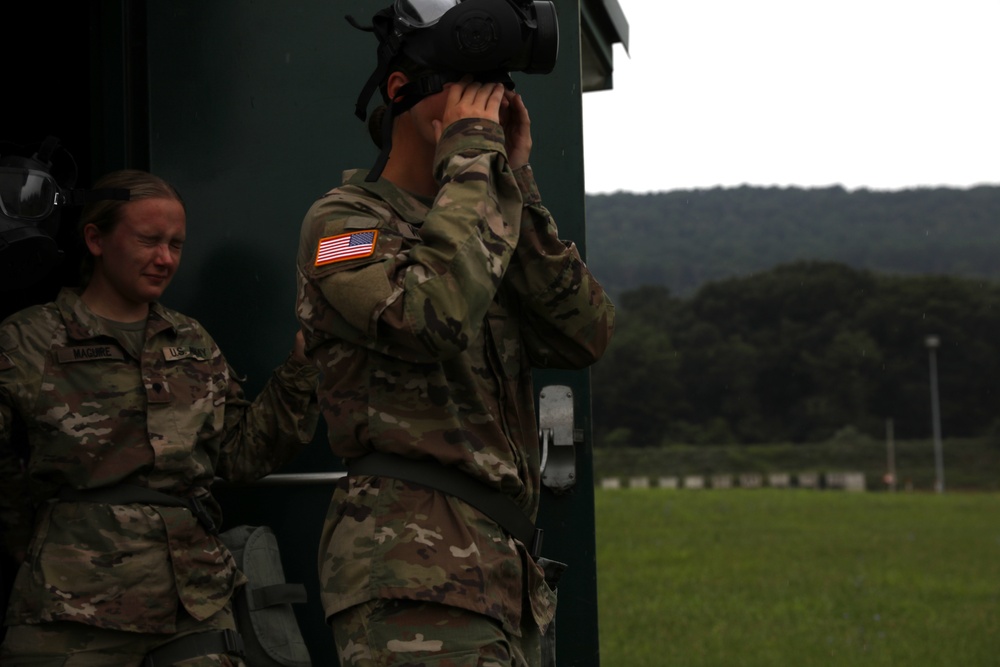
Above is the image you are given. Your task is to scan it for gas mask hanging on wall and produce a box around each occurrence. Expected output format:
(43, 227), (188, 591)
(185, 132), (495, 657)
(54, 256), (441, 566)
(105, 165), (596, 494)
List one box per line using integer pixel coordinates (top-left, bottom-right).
(1, 136), (129, 291)
(0, 136), (74, 291)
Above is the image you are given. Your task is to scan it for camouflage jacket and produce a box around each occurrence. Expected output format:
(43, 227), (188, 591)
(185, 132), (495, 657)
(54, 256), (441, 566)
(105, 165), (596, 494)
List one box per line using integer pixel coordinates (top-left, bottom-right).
(296, 118), (615, 635)
(0, 288), (319, 632)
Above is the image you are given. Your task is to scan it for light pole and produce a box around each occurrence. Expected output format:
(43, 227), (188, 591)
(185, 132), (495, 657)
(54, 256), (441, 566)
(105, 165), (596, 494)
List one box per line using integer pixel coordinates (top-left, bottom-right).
(925, 335), (944, 493)
(885, 418), (896, 493)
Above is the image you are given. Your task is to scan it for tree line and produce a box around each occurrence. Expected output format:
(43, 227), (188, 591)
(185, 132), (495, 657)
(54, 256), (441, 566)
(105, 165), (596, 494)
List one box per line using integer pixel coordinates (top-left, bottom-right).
(591, 261), (1000, 446)
(584, 185), (1000, 298)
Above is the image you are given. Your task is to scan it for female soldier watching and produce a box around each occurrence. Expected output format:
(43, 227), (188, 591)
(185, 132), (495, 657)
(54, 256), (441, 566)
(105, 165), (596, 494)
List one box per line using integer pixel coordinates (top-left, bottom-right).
(0, 169), (320, 666)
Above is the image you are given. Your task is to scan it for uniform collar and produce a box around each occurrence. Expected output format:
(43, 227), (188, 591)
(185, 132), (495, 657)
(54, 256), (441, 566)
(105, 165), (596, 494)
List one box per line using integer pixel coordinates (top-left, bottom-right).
(341, 169), (434, 226)
(55, 288), (179, 342)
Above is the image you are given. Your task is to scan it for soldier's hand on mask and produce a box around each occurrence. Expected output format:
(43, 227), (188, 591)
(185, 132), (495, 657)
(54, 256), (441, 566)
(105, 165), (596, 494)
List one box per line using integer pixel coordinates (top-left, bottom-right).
(433, 76), (506, 143)
(500, 90), (532, 170)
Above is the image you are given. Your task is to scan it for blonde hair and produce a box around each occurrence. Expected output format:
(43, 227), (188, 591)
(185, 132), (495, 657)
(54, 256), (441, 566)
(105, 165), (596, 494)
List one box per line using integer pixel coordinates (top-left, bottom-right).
(78, 170), (185, 286)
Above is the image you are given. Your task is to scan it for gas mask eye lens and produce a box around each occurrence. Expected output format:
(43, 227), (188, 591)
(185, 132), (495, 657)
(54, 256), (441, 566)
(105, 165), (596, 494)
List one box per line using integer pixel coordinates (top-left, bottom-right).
(394, 0), (460, 27)
(0, 168), (60, 221)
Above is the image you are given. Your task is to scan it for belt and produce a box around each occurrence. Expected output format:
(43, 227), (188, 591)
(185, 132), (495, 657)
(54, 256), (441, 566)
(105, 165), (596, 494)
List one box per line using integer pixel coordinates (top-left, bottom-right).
(347, 451), (543, 558)
(143, 629), (245, 667)
(57, 484), (219, 535)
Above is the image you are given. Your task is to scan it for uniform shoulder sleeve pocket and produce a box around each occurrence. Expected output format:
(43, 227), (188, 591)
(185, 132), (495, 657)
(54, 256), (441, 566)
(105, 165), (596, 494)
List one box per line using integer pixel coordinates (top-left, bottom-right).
(309, 223), (403, 279)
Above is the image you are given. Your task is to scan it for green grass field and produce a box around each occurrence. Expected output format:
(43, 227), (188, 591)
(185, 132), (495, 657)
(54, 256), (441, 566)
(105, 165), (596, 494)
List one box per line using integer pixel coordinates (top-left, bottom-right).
(595, 489), (1000, 666)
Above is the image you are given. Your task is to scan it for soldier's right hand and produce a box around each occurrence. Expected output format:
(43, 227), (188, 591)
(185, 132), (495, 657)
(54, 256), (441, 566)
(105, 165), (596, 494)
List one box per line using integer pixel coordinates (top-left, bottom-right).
(433, 76), (505, 144)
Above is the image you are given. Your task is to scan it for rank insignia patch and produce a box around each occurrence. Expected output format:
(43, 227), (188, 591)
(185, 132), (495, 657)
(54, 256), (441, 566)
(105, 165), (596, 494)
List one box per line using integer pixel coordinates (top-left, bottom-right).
(315, 230), (378, 266)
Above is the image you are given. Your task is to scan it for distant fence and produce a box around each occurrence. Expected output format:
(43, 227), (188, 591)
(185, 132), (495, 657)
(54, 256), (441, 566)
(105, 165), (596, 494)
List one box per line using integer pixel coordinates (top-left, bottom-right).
(600, 471), (867, 492)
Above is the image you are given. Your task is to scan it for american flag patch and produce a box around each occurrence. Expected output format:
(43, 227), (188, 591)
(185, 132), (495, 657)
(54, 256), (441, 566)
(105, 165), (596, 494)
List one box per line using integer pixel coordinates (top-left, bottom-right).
(315, 230), (378, 266)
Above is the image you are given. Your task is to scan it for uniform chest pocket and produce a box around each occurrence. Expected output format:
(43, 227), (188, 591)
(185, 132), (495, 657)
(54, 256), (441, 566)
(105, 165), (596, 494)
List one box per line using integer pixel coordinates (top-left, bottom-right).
(150, 347), (228, 441)
(40, 344), (138, 439)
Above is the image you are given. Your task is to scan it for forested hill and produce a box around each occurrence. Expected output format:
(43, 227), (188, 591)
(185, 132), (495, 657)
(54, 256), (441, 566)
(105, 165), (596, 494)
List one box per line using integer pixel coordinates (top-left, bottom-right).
(583, 185), (1000, 297)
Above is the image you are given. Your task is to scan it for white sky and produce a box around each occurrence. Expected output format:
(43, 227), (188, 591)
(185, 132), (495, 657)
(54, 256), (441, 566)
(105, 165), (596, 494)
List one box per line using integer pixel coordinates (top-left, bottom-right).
(581, 0), (1000, 194)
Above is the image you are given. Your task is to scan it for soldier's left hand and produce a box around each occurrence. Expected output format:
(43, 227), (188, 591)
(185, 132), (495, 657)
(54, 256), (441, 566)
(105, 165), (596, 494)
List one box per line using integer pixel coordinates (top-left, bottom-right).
(501, 90), (532, 170)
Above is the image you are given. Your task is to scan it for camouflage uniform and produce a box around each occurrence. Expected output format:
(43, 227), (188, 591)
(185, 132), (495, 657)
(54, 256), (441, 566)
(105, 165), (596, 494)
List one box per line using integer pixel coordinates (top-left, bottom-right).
(0, 288), (319, 649)
(295, 118), (615, 661)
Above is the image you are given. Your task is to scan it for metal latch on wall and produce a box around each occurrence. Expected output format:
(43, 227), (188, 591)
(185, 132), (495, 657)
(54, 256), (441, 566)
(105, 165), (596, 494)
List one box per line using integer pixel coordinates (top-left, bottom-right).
(539, 385), (583, 493)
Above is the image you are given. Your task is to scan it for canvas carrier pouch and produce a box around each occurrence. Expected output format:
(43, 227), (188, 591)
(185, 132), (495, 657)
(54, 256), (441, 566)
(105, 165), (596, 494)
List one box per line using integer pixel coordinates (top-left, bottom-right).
(220, 525), (312, 667)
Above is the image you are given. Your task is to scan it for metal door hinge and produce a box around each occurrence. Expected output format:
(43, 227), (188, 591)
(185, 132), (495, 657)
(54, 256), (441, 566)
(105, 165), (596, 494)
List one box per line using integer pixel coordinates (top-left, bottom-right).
(539, 385), (581, 493)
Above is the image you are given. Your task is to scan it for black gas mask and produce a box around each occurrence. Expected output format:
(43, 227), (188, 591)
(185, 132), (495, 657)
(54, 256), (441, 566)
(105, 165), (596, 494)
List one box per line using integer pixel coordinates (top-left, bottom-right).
(392, 0), (558, 77)
(348, 0), (559, 181)
(0, 136), (130, 292)
(0, 137), (73, 291)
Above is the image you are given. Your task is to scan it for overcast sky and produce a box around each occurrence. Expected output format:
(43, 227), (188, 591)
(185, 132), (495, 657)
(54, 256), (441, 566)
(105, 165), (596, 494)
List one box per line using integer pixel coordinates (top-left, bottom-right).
(581, 0), (999, 194)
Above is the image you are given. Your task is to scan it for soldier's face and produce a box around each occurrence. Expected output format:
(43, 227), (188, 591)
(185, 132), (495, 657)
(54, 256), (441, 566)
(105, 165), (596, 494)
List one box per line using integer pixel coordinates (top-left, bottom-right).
(86, 197), (186, 307)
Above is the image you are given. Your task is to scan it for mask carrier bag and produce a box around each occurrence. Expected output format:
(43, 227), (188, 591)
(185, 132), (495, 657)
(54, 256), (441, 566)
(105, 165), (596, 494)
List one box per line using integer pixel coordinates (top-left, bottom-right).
(220, 524), (313, 667)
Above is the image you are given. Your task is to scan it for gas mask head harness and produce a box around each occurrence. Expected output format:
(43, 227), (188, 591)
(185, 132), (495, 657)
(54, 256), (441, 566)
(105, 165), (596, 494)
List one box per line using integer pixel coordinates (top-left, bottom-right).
(0, 136), (129, 291)
(347, 0), (559, 181)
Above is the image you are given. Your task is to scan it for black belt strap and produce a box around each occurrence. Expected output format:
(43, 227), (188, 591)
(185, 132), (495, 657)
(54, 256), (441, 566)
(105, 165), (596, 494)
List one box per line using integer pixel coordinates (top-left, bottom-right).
(348, 452), (543, 558)
(250, 582), (308, 610)
(143, 629), (245, 667)
(57, 484), (218, 535)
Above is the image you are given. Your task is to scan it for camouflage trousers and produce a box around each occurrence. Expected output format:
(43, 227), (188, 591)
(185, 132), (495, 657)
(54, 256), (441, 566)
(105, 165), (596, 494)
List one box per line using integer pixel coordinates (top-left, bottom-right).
(0, 605), (244, 666)
(332, 599), (542, 667)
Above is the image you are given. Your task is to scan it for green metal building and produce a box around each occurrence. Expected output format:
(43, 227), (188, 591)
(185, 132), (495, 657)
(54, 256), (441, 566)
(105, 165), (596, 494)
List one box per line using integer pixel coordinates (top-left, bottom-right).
(5, 2), (628, 664)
